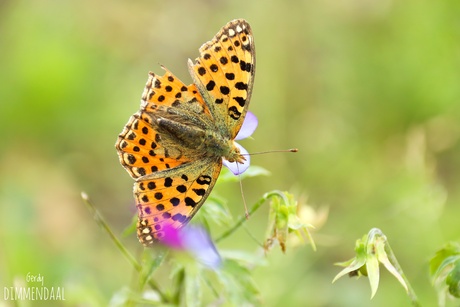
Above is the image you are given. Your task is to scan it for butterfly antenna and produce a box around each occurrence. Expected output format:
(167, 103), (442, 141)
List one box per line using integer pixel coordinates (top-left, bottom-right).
(246, 148), (298, 156)
(237, 163), (250, 220)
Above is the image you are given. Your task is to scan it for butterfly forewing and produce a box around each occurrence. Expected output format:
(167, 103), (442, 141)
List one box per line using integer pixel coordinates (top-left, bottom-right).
(141, 68), (212, 117)
(188, 19), (256, 139)
(116, 111), (192, 179)
(116, 70), (214, 179)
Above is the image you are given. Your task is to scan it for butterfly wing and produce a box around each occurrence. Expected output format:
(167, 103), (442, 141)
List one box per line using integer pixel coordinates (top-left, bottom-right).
(136, 159), (222, 246)
(116, 69), (213, 179)
(188, 19), (256, 139)
(116, 64), (225, 246)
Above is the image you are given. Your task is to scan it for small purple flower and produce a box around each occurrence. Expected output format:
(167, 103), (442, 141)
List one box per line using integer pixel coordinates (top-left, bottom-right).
(160, 223), (222, 269)
(223, 111), (258, 175)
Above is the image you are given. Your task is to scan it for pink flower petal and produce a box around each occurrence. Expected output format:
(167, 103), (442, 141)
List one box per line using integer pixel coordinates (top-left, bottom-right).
(223, 143), (250, 175)
(159, 223), (184, 249)
(235, 111), (258, 141)
(182, 226), (221, 269)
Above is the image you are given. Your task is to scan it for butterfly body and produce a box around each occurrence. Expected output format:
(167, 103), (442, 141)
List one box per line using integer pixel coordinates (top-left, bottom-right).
(116, 19), (255, 246)
(151, 107), (242, 163)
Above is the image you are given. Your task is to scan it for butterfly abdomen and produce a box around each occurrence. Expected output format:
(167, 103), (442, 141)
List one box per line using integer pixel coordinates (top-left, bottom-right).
(156, 116), (207, 149)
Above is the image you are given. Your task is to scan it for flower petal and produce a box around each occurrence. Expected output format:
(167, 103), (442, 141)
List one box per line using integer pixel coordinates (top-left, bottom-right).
(159, 223), (184, 249)
(235, 111), (258, 140)
(182, 225), (222, 269)
(223, 143), (250, 175)
(158, 223), (222, 269)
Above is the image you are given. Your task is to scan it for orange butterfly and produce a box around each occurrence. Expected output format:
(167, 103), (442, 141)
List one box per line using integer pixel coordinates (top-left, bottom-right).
(116, 19), (256, 246)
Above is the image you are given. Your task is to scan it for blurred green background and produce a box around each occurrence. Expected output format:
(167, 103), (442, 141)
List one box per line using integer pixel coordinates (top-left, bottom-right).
(1, 0), (459, 306)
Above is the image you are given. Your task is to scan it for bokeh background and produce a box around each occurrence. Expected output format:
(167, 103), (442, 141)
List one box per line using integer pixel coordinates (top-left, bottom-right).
(1, 0), (459, 306)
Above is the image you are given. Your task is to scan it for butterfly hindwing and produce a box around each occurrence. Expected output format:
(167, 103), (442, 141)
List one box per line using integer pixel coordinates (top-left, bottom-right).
(136, 159), (222, 245)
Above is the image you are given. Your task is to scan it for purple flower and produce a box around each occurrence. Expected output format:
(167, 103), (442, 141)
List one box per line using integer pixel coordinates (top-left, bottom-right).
(160, 223), (222, 269)
(223, 111), (258, 175)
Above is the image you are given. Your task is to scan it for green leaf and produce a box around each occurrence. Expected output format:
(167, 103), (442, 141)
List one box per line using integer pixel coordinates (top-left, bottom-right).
(139, 250), (168, 289)
(446, 260), (460, 298)
(430, 242), (460, 278)
(333, 235), (367, 282)
(332, 256), (367, 283)
(122, 213), (138, 237)
(198, 195), (233, 227)
(184, 266), (202, 307)
(217, 165), (270, 183)
(220, 250), (268, 267)
(216, 259), (261, 305)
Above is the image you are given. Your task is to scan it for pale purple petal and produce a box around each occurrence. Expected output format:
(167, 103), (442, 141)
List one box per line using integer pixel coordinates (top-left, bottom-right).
(158, 223), (221, 269)
(235, 111), (258, 140)
(182, 225), (222, 269)
(222, 143), (250, 175)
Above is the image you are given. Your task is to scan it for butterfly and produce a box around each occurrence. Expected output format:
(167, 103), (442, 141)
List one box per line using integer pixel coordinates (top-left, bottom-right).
(115, 19), (256, 246)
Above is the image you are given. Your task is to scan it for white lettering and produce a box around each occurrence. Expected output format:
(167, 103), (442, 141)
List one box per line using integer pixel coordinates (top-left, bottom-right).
(26, 272), (44, 286)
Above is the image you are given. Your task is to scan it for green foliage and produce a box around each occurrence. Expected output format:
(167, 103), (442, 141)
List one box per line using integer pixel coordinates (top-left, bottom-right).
(264, 191), (315, 252)
(82, 167), (313, 305)
(430, 243), (460, 305)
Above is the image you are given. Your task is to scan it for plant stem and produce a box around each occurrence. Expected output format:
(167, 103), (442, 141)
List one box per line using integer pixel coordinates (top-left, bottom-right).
(81, 192), (169, 303)
(215, 190), (287, 243)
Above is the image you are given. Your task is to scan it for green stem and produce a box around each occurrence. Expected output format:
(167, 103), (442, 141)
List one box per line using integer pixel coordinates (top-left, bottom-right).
(215, 190), (287, 243)
(172, 268), (185, 305)
(81, 192), (169, 303)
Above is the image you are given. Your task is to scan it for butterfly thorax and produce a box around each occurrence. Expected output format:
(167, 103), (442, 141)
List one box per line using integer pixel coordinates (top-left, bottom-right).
(203, 130), (246, 164)
(155, 111), (245, 164)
